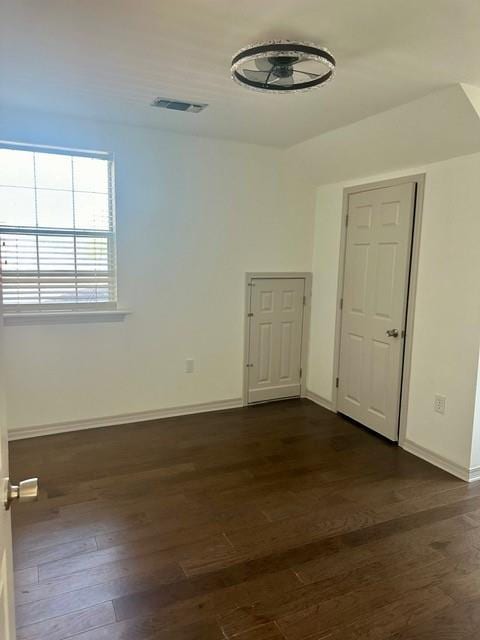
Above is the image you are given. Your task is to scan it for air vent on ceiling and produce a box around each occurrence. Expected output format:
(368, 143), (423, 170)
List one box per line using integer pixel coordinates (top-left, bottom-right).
(151, 97), (208, 113)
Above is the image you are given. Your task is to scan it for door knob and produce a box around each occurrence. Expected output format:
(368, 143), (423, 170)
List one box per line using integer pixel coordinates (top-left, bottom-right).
(4, 478), (39, 511)
(386, 328), (399, 338)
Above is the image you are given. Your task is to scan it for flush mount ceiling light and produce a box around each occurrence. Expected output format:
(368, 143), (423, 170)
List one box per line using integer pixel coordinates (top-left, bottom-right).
(231, 40), (336, 93)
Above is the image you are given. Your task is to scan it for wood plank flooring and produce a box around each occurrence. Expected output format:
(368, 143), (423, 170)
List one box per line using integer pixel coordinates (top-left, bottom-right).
(9, 399), (480, 640)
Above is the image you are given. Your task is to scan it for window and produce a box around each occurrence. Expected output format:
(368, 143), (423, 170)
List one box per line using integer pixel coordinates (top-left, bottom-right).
(0, 144), (116, 311)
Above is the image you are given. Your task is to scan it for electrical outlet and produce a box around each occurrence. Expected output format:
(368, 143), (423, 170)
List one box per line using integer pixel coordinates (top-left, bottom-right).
(185, 358), (194, 374)
(434, 394), (446, 414)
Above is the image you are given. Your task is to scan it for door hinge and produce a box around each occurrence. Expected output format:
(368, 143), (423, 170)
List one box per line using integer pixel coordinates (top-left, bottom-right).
(247, 313), (253, 317)
(340, 297), (343, 310)
(336, 377), (339, 388)
(299, 367), (303, 378)
(345, 213), (349, 227)
(247, 282), (255, 287)
(246, 363), (253, 368)
(303, 295), (306, 306)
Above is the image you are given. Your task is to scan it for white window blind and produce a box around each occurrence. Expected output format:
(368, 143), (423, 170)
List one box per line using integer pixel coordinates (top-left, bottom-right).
(0, 144), (117, 310)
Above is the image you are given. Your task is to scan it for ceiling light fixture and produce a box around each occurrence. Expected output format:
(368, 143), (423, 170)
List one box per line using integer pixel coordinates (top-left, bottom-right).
(231, 40), (336, 94)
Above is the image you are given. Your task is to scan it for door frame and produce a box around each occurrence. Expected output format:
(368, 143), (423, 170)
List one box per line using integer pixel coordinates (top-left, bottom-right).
(332, 174), (426, 443)
(243, 272), (312, 406)
(0, 241), (16, 638)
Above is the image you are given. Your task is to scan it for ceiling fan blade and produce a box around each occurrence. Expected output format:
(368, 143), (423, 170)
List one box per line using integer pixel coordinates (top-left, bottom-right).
(242, 69), (270, 82)
(254, 57), (273, 72)
(293, 70), (320, 80)
(294, 57), (324, 74)
(269, 75), (294, 87)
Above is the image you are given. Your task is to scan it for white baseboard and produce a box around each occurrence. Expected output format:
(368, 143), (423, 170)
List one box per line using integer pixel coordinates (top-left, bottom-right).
(401, 438), (479, 483)
(467, 466), (480, 483)
(303, 389), (335, 412)
(8, 397), (243, 441)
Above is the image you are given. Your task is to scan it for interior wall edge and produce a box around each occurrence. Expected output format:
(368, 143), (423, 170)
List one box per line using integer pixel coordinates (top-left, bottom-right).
(303, 389), (335, 412)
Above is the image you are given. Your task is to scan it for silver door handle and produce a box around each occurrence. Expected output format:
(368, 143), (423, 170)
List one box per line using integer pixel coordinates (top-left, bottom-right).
(4, 477), (39, 510)
(386, 329), (399, 338)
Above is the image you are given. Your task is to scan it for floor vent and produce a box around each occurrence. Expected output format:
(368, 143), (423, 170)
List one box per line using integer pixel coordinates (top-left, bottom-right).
(151, 97), (208, 113)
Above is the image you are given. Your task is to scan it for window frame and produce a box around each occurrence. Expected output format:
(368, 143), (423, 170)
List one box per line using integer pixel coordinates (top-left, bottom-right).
(0, 141), (118, 313)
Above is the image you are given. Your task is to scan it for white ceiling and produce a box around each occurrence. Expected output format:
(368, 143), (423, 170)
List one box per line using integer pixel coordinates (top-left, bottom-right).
(2, 0), (480, 147)
(288, 85), (480, 184)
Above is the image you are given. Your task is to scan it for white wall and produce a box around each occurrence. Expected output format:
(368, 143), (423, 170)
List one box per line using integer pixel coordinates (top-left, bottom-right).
(1, 107), (316, 431)
(307, 153), (480, 472)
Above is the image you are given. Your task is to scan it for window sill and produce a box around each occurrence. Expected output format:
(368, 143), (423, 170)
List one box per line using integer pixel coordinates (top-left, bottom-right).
(3, 309), (131, 326)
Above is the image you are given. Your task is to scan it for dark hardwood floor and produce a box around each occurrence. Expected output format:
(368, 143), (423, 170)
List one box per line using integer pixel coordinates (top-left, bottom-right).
(9, 399), (480, 640)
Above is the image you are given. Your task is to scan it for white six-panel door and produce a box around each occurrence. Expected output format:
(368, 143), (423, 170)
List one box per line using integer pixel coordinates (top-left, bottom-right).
(247, 278), (305, 403)
(0, 287), (15, 637)
(337, 182), (415, 440)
